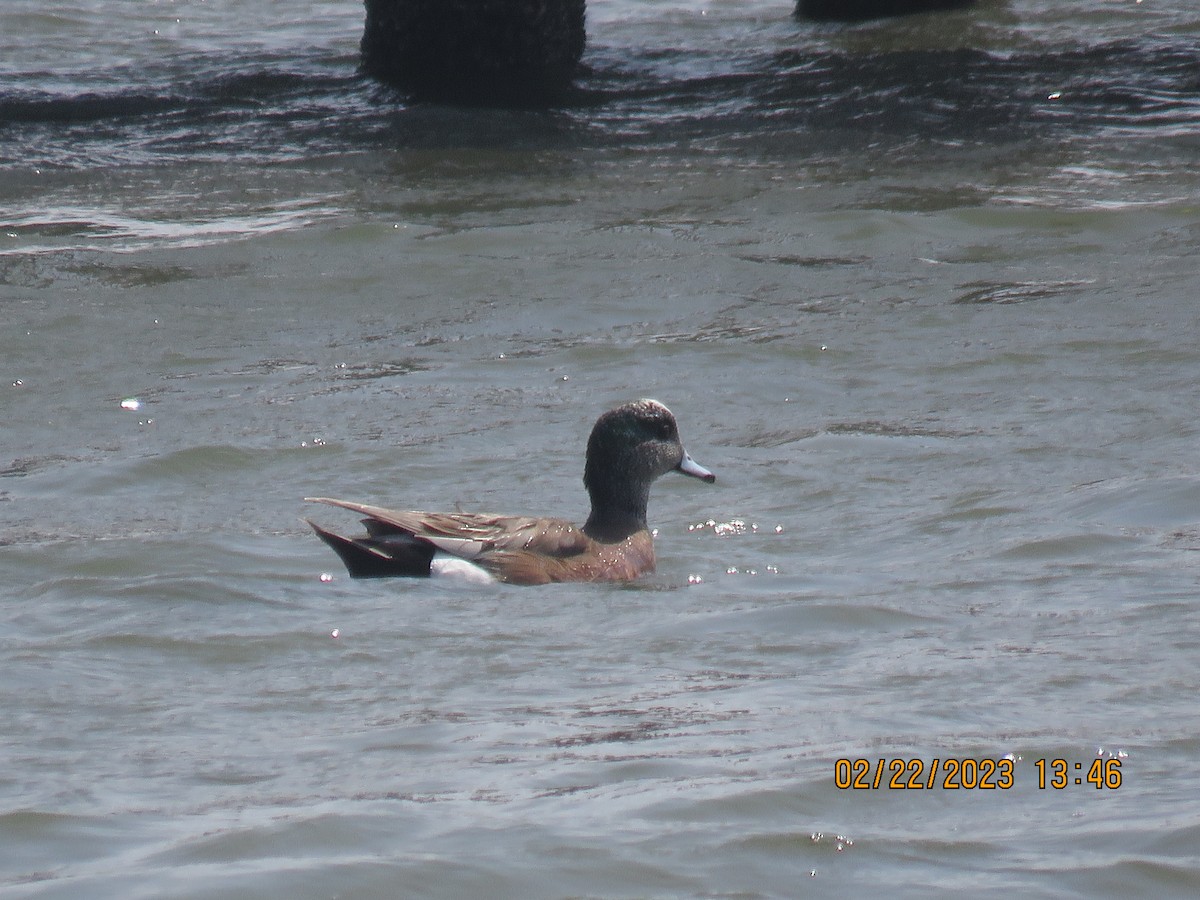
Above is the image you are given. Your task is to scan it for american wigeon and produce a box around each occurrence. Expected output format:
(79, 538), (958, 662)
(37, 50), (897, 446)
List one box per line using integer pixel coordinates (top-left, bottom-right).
(306, 399), (715, 585)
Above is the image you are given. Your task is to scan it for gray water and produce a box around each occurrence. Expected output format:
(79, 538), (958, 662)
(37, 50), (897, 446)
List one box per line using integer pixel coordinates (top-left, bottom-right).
(4, 0), (1200, 896)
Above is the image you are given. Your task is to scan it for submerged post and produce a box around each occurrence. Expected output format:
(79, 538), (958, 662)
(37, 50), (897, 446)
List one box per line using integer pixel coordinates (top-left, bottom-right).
(361, 0), (587, 104)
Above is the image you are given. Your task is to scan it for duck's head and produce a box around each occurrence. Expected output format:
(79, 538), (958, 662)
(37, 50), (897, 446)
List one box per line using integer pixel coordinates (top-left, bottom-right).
(583, 399), (714, 535)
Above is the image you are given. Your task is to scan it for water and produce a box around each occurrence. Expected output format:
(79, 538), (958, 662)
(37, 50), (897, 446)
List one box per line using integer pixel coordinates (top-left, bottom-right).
(3, 0), (1200, 896)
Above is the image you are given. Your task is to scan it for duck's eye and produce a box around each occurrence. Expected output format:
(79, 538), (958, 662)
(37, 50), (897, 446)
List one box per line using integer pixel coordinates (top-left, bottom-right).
(650, 418), (676, 440)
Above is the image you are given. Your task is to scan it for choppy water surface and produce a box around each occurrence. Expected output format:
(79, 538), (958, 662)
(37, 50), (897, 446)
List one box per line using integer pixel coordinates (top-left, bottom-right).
(3, 1), (1200, 896)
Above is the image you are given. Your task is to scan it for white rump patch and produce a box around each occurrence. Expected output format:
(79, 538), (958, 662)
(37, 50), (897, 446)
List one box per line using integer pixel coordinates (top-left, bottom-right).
(430, 554), (496, 584)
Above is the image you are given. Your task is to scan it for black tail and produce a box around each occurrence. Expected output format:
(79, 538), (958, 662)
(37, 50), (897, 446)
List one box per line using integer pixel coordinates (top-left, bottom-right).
(306, 520), (436, 578)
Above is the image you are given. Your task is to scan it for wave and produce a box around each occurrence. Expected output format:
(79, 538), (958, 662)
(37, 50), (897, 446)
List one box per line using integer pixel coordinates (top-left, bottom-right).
(583, 37), (1200, 141)
(1, 37), (1198, 169)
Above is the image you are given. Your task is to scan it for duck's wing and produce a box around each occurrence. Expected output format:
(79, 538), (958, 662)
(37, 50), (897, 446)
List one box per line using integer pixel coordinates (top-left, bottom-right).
(304, 497), (591, 560)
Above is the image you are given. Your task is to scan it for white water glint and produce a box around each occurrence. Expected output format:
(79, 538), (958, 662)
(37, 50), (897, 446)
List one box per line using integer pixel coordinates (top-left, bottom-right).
(0, 198), (343, 254)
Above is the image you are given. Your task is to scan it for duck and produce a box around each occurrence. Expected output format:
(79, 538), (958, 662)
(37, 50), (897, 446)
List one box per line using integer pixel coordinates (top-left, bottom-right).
(305, 399), (715, 585)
